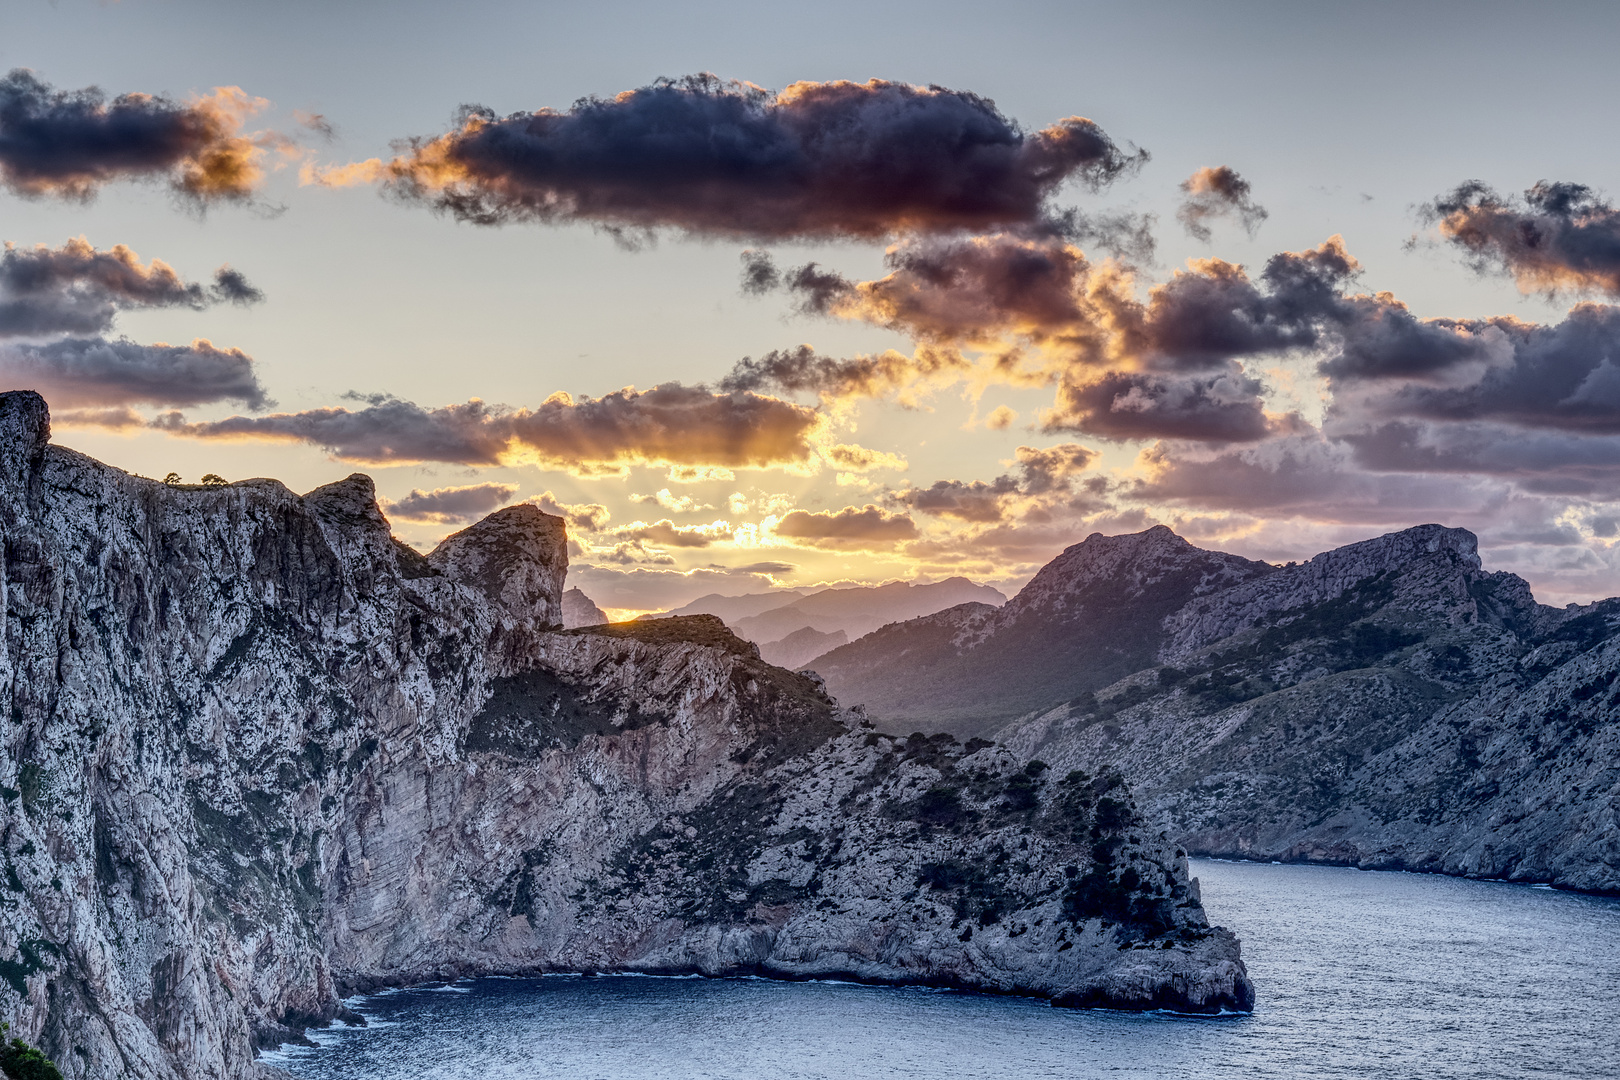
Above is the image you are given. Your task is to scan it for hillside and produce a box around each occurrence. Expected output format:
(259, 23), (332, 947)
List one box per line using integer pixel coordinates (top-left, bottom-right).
(810, 527), (1271, 732)
(663, 578), (1006, 648)
(817, 520), (1620, 892)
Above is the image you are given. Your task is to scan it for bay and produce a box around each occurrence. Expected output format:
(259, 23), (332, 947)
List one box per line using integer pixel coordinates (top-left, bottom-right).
(271, 860), (1620, 1079)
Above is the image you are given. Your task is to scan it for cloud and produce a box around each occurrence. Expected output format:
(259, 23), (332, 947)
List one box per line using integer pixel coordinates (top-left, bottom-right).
(605, 518), (733, 549)
(633, 487), (710, 513)
(0, 69), (292, 203)
(823, 443), (907, 472)
(382, 482), (518, 525)
(1045, 367), (1276, 443)
(986, 404), (1017, 429)
(1177, 166), (1268, 242)
(0, 237), (263, 338)
(1422, 180), (1620, 297)
(153, 382), (822, 470)
(307, 74), (1145, 239)
(891, 441), (1099, 523)
(720, 342), (967, 403)
(531, 490), (611, 531)
(0, 336), (268, 409)
(773, 504), (919, 548)
(666, 464), (735, 483)
(1328, 303), (1620, 434)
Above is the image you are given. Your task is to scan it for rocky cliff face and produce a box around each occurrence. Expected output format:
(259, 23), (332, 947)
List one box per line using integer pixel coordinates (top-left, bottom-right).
(0, 392), (1251, 1080)
(979, 525), (1620, 893)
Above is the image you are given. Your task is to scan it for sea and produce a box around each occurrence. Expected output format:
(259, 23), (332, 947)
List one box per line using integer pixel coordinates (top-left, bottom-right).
(269, 859), (1620, 1079)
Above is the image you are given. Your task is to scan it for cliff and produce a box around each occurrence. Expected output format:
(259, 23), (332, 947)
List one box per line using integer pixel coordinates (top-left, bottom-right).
(0, 392), (1251, 1080)
(840, 524), (1620, 893)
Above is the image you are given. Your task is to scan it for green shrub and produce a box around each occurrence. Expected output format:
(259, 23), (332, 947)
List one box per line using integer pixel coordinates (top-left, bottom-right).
(0, 1025), (64, 1080)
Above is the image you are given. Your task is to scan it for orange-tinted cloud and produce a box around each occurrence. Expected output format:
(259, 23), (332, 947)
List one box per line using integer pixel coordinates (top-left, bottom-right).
(1177, 166), (1268, 242)
(153, 383), (822, 471)
(0, 237), (262, 338)
(0, 70), (291, 204)
(773, 504), (919, 548)
(1423, 180), (1620, 298)
(307, 74), (1145, 239)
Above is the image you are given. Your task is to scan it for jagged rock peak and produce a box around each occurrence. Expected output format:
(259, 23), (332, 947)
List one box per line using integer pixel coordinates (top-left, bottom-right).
(1161, 523), (1493, 661)
(0, 390), (50, 479)
(1009, 524), (1271, 620)
(562, 586), (609, 628)
(427, 503), (568, 624)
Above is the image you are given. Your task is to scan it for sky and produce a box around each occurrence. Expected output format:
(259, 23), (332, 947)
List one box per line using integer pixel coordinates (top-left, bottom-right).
(4, 0), (1620, 615)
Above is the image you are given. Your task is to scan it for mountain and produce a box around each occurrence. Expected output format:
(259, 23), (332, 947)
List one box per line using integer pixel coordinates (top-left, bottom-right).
(561, 586), (609, 627)
(810, 527), (1271, 734)
(721, 577), (1007, 646)
(823, 521), (1620, 893)
(662, 589), (810, 624)
(757, 625), (847, 669)
(0, 392), (1250, 1078)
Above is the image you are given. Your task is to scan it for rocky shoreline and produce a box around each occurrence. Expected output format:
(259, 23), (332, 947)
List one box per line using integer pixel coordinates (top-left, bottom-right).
(0, 391), (1250, 1080)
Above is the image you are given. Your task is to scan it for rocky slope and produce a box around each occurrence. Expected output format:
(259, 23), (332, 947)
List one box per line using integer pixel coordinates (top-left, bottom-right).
(819, 521), (1620, 892)
(560, 586), (608, 628)
(0, 392), (1251, 1080)
(757, 625), (846, 670)
(811, 527), (1273, 733)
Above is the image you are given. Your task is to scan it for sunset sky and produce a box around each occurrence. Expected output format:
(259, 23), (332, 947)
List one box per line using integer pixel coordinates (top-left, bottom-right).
(5, 0), (1620, 615)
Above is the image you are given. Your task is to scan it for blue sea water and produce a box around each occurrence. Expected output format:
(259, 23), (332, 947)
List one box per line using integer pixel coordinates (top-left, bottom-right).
(270, 860), (1620, 1079)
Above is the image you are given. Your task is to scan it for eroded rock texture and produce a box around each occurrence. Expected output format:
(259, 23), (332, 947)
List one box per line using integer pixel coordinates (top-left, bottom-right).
(0, 392), (1250, 1080)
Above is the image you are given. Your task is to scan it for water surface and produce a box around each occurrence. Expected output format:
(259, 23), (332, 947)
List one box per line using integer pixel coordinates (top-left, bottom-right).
(273, 860), (1620, 1079)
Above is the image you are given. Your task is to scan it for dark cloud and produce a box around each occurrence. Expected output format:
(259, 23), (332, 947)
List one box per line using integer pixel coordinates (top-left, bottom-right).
(315, 74), (1145, 238)
(381, 482), (518, 525)
(1177, 166), (1268, 242)
(891, 442), (1099, 523)
(774, 504), (918, 548)
(1422, 180), (1620, 297)
(156, 383), (822, 470)
(1128, 433), (1496, 519)
(738, 249), (779, 295)
(721, 343), (965, 401)
(1046, 367), (1275, 443)
(1331, 304), (1620, 433)
(773, 233), (1359, 374)
(0, 336), (268, 409)
(0, 69), (289, 203)
(892, 476), (1019, 522)
(1340, 420), (1620, 496)
(0, 238), (263, 338)
(1054, 208), (1158, 264)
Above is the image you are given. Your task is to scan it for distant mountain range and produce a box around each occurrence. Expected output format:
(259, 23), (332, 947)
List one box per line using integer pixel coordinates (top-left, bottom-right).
(659, 577), (1007, 658)
(812, 524), (1620, 892)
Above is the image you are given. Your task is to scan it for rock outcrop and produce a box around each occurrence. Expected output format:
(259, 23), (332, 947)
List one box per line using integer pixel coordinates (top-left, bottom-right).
(825, 522), (1619, 893)
(560, 587), (608, 628)
(0, 393), (1251, 1080)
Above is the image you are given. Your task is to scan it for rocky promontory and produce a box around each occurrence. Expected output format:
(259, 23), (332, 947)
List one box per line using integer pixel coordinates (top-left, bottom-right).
(0, 392), (1251, 1080)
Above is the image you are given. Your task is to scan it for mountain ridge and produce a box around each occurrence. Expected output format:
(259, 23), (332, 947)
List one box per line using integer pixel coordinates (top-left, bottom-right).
(811, 519), (1620, 893)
